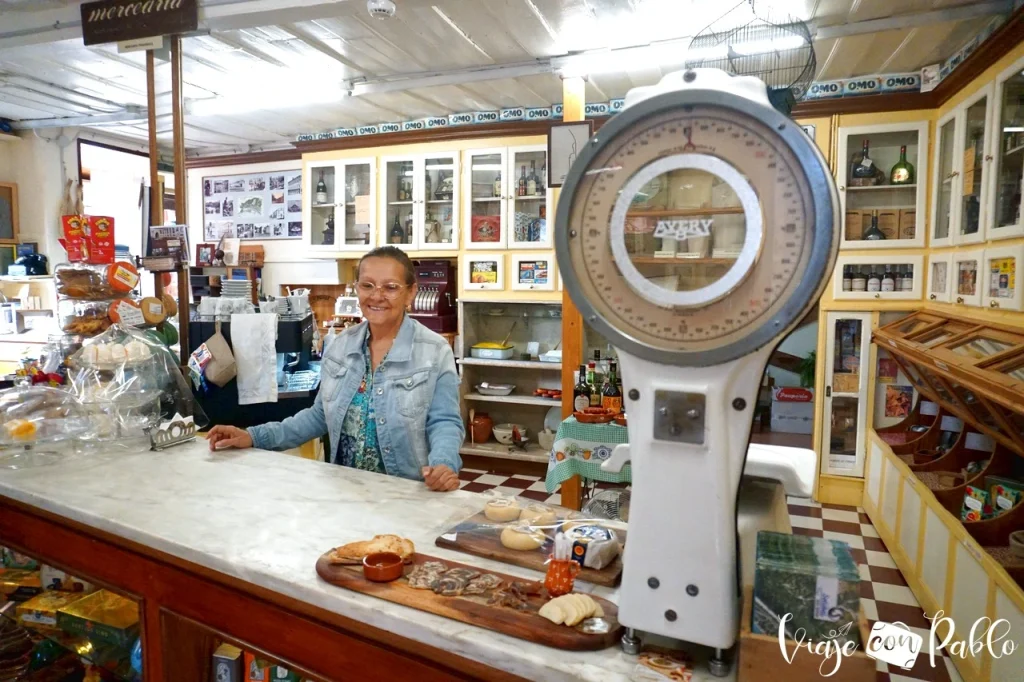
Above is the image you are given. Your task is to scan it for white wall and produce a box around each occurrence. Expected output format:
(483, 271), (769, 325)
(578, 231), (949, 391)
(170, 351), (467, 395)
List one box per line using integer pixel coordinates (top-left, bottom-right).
(767, 322), (818, 387)
(0, 132), (67, 262)
(186, 159), (341, 296)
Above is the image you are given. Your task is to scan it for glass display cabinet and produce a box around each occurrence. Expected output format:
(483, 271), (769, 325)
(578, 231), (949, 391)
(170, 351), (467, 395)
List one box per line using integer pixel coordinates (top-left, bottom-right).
(989, 54), (1024, 241)
(927, 253), (954, 303)
(305, 158), (376, 251)
(821, 312), (873, 477)
(465, 145), (551, 250)
(381, 153), (460, 251)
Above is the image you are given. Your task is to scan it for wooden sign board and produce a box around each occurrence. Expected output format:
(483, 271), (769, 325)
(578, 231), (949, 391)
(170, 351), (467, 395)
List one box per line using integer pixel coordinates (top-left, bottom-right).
(81, 0), (198, 46)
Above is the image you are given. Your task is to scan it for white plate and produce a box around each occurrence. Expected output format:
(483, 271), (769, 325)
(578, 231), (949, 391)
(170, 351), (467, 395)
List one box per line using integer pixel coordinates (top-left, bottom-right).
(544, 406), (561, 432)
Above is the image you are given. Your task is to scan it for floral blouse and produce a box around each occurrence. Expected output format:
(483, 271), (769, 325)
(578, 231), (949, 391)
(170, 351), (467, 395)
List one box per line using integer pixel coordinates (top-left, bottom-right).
(334, 340), (387, 474)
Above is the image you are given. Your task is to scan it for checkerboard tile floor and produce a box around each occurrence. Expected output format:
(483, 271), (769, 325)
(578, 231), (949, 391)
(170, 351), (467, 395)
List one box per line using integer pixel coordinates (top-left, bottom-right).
(460, 468), (965, 682)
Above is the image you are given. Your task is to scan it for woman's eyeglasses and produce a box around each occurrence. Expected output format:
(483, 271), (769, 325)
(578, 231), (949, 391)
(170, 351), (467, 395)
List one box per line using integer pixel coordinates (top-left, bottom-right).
(355, 281), (408, 299)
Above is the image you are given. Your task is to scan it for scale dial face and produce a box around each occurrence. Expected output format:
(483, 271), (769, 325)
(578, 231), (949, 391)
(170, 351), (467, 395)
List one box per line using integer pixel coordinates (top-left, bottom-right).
(561, 100), (833, 363)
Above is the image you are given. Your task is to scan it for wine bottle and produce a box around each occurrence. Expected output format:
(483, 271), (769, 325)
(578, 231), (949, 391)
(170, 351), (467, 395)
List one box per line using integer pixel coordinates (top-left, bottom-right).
(527, 161), (538, 196)
(881, 266), (895, 292)
(316, 171), (327, 204)
(540, 161), (547, 189)
(493, 172), (502, 198)
(323, 213), (335, 245)
(389, 214), (404, 244)
(851, 139), (875, 179)
(863, 210), (886, 240)
(574, 364), (590, 413)
(842, 265), (852, 292)
(895, 266), (905, 292)
(890, 145), (914, 184)
(601, 361), (623, 414)
(867, 266), (881, 293)
(396, 172), (405, 202)
(424, 171), (432, 200)
(587, 362), (600, 408)
(518, 165), (528, 197)
(902, 265), (914, 292)
(851, 266), (867, 292)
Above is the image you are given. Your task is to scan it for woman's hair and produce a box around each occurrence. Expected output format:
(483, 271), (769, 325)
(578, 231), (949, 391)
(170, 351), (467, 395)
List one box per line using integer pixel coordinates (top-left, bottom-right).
(357, 246), (417, 285)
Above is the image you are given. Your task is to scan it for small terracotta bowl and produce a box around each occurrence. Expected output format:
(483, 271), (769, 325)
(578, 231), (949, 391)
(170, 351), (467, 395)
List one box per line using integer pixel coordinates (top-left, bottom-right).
(362, 552), (404, 582)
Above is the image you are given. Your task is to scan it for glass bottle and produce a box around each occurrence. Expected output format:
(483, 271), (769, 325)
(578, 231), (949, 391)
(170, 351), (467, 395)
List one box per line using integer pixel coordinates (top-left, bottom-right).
(851, 139), (875, 179)
(424, 170), (432, 200)
(587, 362), (600, 408)
(316, 171), (327, 204)
(389, 214), (404, 244)
(323, 213), (335, 245)
(867, 266), (881, 293)
(895, 266), (905, 292)
(493, 172), (502, 198)
(601, 361), (622, 414)
(841, 265), (852, 291)
(527, 161), (539, 196)
(889, 145), (915, 184)
(902, 265), (914, 292)
(851, 266), (867, 292)
(540, 161), (547, 189)
(574, 364), (590, 413)
(518, 165), (528, 197)
(881, 266), (895, 292)
(863, 210), (886, 240)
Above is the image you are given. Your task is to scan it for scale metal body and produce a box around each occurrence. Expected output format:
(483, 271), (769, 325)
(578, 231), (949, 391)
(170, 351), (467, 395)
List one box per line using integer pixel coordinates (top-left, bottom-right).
(555, 69), (839, 664)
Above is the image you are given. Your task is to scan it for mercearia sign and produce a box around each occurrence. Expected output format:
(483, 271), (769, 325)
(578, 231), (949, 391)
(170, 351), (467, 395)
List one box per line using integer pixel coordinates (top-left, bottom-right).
(80, 0), (198, 46)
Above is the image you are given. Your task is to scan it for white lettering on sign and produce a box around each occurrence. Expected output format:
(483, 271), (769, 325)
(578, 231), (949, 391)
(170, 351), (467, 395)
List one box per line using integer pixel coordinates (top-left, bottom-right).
(88, 0), (183, 22)
(845, 78), (881, 94)
(653, 219), (714, 240)
(473, 111), (498, 123)
(526, 107), (551, 119)
(585, 102), (609, 115)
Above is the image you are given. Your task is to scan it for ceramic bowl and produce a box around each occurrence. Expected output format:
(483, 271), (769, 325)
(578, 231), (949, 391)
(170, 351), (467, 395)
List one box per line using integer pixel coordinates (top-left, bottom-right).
(1010, 530), (1024, 559)
(363, 552), (404, 582)
(492, 423), (527, 445)
(538, 429), (555, 451)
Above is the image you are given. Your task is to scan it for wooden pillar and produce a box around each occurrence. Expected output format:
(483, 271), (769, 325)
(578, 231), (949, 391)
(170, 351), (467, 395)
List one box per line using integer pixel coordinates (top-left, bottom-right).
(559, 76), (586, 510)
(170, 35), (191, 366)
(146, 51), (161, 228)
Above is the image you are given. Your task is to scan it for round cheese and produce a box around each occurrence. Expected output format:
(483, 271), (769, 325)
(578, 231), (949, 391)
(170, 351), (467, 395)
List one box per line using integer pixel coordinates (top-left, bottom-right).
(161, 293), (178, 318)
(484, 498), (520, 522)
(108, 299), (142, 326)
(562, 524), (621, 570)
(140, 297), (166, 325)
(500, 525), (546, 551)
(519, 503), (557, 526)
(107, 261), (140, 293)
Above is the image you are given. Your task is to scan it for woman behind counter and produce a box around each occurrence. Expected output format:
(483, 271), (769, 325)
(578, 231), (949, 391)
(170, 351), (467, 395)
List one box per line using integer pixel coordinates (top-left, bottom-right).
(207, 246), (464, 492)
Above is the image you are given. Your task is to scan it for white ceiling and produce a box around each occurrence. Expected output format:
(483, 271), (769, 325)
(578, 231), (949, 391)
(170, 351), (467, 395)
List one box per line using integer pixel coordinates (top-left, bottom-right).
(0, 0), (1011, 156)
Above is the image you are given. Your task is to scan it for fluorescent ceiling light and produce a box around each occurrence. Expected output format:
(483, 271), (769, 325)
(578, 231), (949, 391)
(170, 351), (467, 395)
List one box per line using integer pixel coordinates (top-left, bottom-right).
(1004, 127), (1024, 133)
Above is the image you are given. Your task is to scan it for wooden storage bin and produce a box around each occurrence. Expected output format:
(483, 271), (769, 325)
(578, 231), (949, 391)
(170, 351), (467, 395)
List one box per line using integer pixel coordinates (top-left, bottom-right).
(739, 586), (874, 682)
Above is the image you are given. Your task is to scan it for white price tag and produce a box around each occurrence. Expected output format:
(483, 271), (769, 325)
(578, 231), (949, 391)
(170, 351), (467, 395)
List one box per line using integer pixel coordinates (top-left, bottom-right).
(116, 302), (145, 327)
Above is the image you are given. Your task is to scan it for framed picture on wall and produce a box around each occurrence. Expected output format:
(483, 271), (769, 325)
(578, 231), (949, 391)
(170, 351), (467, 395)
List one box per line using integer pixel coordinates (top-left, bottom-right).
(548, 121), (594, 188)
(510, 254), (554, 291)
(196, 243), (215, 267)
(462, 253), (505, 291)
(202, 170), (302, 240)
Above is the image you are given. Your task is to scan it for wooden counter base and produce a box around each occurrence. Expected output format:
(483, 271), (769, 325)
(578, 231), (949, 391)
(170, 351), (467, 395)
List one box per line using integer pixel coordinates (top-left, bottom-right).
(0, 496), (527, 682)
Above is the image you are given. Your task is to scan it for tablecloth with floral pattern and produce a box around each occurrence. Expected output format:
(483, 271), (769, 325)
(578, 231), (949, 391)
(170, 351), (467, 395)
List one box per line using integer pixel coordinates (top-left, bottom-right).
(544, 416), (632, 493)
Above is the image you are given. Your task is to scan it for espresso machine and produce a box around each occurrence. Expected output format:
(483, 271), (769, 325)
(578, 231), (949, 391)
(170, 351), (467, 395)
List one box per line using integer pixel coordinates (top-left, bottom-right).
(555, 69), (838, 673)
(409, 260), (457, 333)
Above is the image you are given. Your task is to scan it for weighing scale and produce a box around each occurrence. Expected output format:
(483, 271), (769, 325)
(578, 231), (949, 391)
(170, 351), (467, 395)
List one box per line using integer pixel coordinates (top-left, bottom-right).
(555, 69), (839, 673)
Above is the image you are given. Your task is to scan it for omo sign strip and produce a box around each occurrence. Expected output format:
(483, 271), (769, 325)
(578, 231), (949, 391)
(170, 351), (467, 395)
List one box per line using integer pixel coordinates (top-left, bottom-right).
(81, 0), (198, 46)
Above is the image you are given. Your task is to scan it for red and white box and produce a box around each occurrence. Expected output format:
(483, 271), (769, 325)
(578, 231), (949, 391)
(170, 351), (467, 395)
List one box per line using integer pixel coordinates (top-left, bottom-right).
(770, 386), (815, 434)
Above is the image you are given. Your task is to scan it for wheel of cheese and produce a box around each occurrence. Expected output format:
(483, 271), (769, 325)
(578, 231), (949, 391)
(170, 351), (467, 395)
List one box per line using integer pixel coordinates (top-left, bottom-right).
(519, 503), (557, 526)
(108, 299), (142, 326)
(140, 297), (166, 325)
(107, 261), (140, 293)
(484, 498), (520, 522)
(500, 525), (546, 551)
(161, 293), (178, 318)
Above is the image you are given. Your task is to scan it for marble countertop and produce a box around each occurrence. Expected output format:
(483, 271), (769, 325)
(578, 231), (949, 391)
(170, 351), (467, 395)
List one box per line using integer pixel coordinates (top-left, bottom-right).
(0, 441), (673, 681)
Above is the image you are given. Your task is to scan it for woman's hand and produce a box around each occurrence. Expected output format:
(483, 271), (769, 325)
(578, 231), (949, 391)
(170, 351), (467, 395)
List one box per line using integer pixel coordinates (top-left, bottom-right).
(422, 465), (459, 492)
(207, 425), (253, 451)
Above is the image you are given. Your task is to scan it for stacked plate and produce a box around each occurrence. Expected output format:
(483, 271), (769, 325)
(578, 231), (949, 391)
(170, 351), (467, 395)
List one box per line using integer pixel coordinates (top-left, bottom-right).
(220, 280), (253, 300)
(0, 612), (32, 681)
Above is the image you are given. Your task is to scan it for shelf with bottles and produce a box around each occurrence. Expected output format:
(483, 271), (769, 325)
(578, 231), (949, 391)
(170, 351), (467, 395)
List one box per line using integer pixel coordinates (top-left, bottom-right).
(304, 158), (376, 251)
(838, 122), (927, 249)
(382, 153), (459, 251)
(990, 55), (1024, 242)
(465, 145), (551, 250)
(832, 255), (923, 301)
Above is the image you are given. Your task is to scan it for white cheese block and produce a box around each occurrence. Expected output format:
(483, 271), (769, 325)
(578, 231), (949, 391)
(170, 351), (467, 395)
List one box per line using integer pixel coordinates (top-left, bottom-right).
(563, 524), (621, 570)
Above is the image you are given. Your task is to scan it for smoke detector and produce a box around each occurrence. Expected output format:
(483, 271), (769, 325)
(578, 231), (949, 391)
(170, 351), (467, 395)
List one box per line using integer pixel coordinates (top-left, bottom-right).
(367, 0), (396, 19)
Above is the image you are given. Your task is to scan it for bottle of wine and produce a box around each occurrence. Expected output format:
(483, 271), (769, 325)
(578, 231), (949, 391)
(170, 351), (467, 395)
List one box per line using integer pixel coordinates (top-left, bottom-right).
(527, 161), (539, 196)
(601, 361), (623, 414)
(890, 145), (914, 185)
(851, 139), (875, 179)
(586, 362), (600, 408)
(574, 364), (590, 412)
(540, 161), (547, 189)
(867, 266), (881, 293)
(323, 213), (335, 245)
(389, 214), (404, 244)
(895, 266), (905, 292)
(851, 266), (867, 292)
(518, 165), (528, 197)
(863, 210), (886, 240)
(424, 171), (432, 200)
(396, 172), (405, 202)
(903, 265), (914, 292)
(842, 265), (852, 291)
(493, 172), (502, 197)
(881, 266), (895, 292)
(316, 171), (327, 204)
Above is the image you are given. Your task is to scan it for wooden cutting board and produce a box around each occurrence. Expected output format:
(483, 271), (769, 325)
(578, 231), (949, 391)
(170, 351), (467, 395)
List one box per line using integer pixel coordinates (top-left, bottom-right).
(316, 552), (621, 651)
(434, 512), (626, 587)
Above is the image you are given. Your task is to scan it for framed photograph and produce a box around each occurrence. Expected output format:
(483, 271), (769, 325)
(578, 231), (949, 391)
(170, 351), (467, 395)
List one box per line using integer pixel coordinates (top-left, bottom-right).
(510, 254), (554, 291)
(196, 243), (215, 267)
(547, 120), (594, 188)
(462, 253), (505, 292)
(201, 169), (302, 240)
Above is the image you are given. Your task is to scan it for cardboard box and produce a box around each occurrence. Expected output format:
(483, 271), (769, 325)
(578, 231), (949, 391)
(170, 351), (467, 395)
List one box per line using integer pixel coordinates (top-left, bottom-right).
(770, 386), (814, 434)
(212, 644), (243, 682)
(899, 209), (916, 240)
(16, 590), (88, 632)
(0, 568), (42, 601)
(244, 652), (270, 681)
(877, 210), (899, 239)
(57, 589), (140, 649)
(85, 216), (115, 264)
(844, 209), (862, 240)
(770, 413), (813, 434)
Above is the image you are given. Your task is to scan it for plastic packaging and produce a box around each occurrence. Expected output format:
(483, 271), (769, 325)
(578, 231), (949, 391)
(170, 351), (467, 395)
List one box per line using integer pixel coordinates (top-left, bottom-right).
(56, 298), (120, 336)
(67, 325), (208, 451)
(0, 386), (94, 468)
(54, 261), (139, 300)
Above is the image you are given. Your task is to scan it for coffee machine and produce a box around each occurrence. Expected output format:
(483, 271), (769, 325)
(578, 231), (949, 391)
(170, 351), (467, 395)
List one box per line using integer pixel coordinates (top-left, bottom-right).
(409, 260), (456, 333)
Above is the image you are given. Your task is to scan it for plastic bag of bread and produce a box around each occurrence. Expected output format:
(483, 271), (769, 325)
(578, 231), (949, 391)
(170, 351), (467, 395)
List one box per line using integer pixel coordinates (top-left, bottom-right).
(0, 386), (95, 467)
(67, 325), (209, 452)
(54, 262), (139, 300)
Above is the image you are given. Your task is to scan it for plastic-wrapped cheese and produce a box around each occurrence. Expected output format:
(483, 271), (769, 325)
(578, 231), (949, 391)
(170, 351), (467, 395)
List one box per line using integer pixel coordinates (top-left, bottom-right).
(140, 297), (166, 325)
(519, 503), (557, 526)
(484, 498), (520, 522)
(563, 524), (621, 570)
